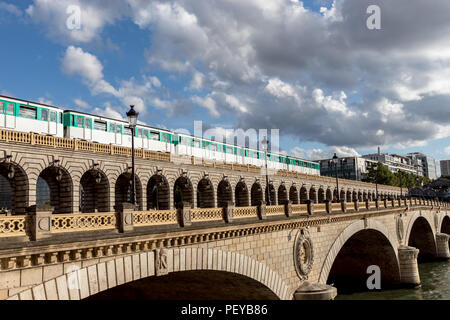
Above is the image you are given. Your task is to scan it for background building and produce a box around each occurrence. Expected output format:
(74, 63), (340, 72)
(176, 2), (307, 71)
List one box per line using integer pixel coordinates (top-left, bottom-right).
(363, 149), (419, 175)
(440, 160), (450, 176)
(406, 152), (437, 180)
(316, 156), (377, 181)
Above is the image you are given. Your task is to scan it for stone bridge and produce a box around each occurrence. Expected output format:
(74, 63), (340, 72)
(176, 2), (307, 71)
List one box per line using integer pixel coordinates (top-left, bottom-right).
(0, 131), (448, 300)
(0, 198), (448, 300)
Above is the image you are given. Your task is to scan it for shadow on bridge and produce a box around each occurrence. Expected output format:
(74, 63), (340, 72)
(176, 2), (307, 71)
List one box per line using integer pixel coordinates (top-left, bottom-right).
(85, 270), (279, 300)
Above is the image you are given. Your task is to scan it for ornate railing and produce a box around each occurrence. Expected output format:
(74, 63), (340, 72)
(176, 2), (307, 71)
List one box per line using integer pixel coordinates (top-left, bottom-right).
(0, 216), (26, 237)
(266, 205), (285, 216)
(314, 203), (327, 213)
(234, 206), (258, 219)
(191, 208), (223, 222)
(52, 213), (116, 233)
(291, 204), (307, 214)
(133, 210), (178, 226)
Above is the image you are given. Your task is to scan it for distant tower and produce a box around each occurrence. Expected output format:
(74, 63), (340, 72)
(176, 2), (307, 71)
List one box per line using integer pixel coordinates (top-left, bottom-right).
(377, 146), (381, 155)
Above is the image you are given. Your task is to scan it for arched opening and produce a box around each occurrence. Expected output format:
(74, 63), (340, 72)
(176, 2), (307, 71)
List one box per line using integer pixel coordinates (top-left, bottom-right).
(363, 192), (368, 201)
(346, 190), (352, 202)
(327, 229), (400, 293)
(115, 172), (143, 210)
(86, 270), (279, 300)
(217, 180), (232, 207)
(289, 186), (299, 204)
(265, 184), (276, 205)
(277, 185), (288, 204)
(318, 188), (325, 203)
(0, 162), (28, 215)
(368, 193), (372, 201)
(235, 181), (249, 207)
(358, 191), (363, 202)
(79, 169), (109, 213)
(408, 217), (437, 261)
(352, 191), (357, 202)
(339, 190), (345, 202)
(326, 189), (333, 201)
(173, 176), (194, 208)
(37, 166), (72, 213)
(250, 182), (263, 206)
(441, 216), (450, 235)
(147, 174), (170, 210)
(300, 186), (308, 204)
(196, 178), (214, 208)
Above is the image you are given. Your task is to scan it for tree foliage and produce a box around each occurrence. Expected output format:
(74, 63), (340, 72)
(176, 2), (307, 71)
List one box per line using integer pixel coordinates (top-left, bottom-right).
(362, 162), (430, 188)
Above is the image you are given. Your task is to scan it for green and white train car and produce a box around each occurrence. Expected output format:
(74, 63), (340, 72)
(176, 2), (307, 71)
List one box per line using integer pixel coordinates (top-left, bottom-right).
(0, 95), (64, 137)
(63, 110), (175, 153)
(0, 95), (320, 175)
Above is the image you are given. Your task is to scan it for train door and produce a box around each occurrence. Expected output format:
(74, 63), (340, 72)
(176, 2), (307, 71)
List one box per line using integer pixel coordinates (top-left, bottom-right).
(48, 111), (57, 135)
(5, 103), (14, 128)
(115, 124), (122, 145)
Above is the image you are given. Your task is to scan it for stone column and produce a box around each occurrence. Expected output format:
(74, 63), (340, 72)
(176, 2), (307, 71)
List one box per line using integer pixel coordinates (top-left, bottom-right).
(26, 204), (54, 241)
(436, 233), (450, 259)
(177, 202), (192, 227)
(365, 199), (370, 210)
(341, 200), (347, 213)
(383, 199), (388, 208)
(354, 200), (359, 212)
(224, 201), (234, 223)
(284, 200), (292, 217)
(293, 281), (337, 300)
(306, 200), (314, 215)
(325, 200), (332, 214)
(115, 202), (134, 233)
(398, 245), (421, 288)
(257, 201), (266, 220)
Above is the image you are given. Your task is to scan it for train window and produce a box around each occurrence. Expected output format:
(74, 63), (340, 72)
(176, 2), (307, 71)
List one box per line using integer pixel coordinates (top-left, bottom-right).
(202, 141), (209, 149)
(50, 111), (57, 122)
(19, 106), (37, 119)
(60, 113), (63, 124)
(110, 123), (115, 132)
(94, 120), (107, 131)
(42, 109), (48, 121)
(6, 103), (14, 115)
(0, 102), (3, 113)
(115, 124), (121, 133)
(193, 140), (200, 148)
(85, 118), (91, 128)
(226, 146), (233, 154)
(124, 127), (132, 136)
(77, 117), (84, 128)
(211, 143), (217, 151)
(150, 131), (160, 140)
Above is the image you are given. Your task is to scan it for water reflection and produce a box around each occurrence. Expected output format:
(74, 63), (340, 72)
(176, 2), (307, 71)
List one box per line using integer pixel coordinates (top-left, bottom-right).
(336, 261), (450, 300)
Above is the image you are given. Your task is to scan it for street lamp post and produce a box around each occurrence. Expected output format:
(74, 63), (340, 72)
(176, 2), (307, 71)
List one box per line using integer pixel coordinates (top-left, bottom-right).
(262, 136), (270, 205)
(372, 163), (379, 200)
(332, 153), (340, 202)
(126, 105), (139, 206)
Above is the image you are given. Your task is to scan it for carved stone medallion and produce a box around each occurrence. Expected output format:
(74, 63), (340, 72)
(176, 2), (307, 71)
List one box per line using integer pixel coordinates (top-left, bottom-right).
(294, 228), (314, 280)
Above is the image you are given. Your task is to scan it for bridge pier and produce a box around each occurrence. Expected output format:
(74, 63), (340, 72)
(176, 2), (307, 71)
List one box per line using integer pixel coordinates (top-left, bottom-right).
(436, 233), (450, 259)
(398, 245), (421, 288)
(293, 281), (337, 300)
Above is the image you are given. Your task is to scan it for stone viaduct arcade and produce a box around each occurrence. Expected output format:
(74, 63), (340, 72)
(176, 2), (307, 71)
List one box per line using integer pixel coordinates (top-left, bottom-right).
(0, 130), (448, 300)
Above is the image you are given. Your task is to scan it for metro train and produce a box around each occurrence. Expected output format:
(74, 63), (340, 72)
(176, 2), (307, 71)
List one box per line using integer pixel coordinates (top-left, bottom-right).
(0, 95), (320, 175)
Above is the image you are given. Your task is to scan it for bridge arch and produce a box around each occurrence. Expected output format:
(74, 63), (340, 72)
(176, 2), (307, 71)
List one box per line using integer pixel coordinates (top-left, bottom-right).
(406, 212), (437, 261)
(12, 249), (290, 300)
(441, 215), (450, 234)
(217, 179), (232, 207)
(235, 181), (249, 207)
(265, 183), (276, 205)
(339, 189), (345, 202)
(326, 188), (332, 201)
(0, 161), (28, 215)
(37, 165), (73, 213)
(196, 177), (215, 208)
(319, 219), (399, 285)
(79, 169), (109, 213)
(147, 174), (170, 210)
(278, 184), (288, 204)
(250, 182), (263, 206)
(346, 190), (352, 202)
(289, 185), (299, 204)
(173, 176), (194, 208)
(318, 187), (325, 203)
(115, 172), (143, 210)
(300, 186), (308, 203)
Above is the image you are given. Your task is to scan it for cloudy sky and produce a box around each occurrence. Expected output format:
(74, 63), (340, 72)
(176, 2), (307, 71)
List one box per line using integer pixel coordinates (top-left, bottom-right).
(1, 0), (450, 174)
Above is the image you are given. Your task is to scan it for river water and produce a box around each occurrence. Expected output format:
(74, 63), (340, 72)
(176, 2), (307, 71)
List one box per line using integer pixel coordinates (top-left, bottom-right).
(336, 260), (450, 300)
